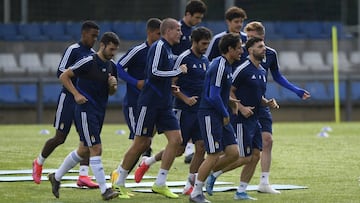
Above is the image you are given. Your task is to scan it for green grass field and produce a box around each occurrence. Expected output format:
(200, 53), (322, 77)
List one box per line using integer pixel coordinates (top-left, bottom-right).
(0, 122), (359, 203)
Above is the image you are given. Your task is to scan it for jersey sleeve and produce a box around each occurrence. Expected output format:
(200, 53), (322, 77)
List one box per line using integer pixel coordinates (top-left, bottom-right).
(150, 41), (182, 77)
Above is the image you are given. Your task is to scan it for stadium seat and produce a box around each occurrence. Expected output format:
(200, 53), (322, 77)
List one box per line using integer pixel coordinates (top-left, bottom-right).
(302, 51), (332, 72)
(0, 53), (25, 75)
(351, 81), (360, 100)
(18, 23), (49, 41)
(42, 53), (62, 74)
(19, 53), (46, 74)
(43, 83), (61, 104)
(325, 51), (352, 72)
(42, 22), (73, 41)
(328, 81), (346, 101)
(18, 84), (37, 103)
(112, 21), (138, 40)
(322, 21), (352, 39)
(203, 21), (227, 35)
(280, 88), (300, 102)
(135, 21), (147, 40)
(304, 81), (329, 101)
(98, 21), (113, 38)
(278, 51), (308, 72)
(275, 22), (306, 39)
(65, 22), (82, 41)
(0, 84), (19, 103)
(262, 21), (282, 40)
(0, 23), (25, 41)
(349, 51), (360, 64)
(299, 21), (329, 39)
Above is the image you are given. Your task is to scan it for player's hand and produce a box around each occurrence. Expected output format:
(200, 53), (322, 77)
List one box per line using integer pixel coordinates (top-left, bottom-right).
(74, 93), (88, 104)
(179, 64), (187, 74)
(239, 106), (255, 118)
(229, 97), (240, 115)
(185, 96), (198, 106)
(267, 98), (280, 109)
(171, 84), (180, 93)
(108, 73), (117, 87)
(302, 90), (311, 100)
(136, 80), (145, 90)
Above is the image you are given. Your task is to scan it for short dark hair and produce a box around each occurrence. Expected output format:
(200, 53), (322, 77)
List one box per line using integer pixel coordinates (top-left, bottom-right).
(185, 0), (207, 15)
(225, 6), (247, 21)
(245, 36), (263, 51)
(100, 32), (120, 46)
(146, 18), (162, 31)
(81, 20), (99, 31)
(218, 33), (241, 54)
(191, 26), (212, 43)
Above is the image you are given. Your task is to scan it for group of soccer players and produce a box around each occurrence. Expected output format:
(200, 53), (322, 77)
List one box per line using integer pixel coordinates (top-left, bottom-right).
(31, 0), (311, 202)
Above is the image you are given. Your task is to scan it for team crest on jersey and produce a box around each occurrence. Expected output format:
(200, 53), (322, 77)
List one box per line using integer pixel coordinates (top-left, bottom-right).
(142, 128), (148, 135)
(251, 75), (256, 79)
(192, 64), (197, 69)
(215, 141), (219, 149)
(102, 68), (106, 72)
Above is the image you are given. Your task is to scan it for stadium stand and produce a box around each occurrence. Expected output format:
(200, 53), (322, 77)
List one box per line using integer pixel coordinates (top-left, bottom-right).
(42, 22), (73, 41)
(112, 21), (138, 40)
(65, 22), (82, 41)
(302, 51), (332, 72)
(275, 22), (306, 39)
(262, 21), (282, 40)
(42, 53), (62, 74)
(299, 21), (329, 39)
(98, 21), (114, 38)
(278, 51), (308, 73)
(349, 51), (360, 65)
(328, 81), (346, 101)
(0, 53), (25, 75)
(325, 51), (352, 72)
(43, 83), (61, 104)
(303, 81), (329, 101)
(0, 23), (25, 41)
(18, 84), (37, 103)
(351, 81), (360, 100)
(265, 81), (282, 101)
(18, 23), (49, 41)
(0, 84), (19, 103)
(19, 53), (45, 74)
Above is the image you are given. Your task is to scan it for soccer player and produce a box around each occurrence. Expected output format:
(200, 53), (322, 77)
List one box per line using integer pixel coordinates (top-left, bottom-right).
(112, 18), (187, 199)
(173, 0), (207, 56)
(243, 21), (310, 194)
(172, 0), (207, 164)
(133, 27), (212, 195)
(189, 33), (243, 203)
(32, 21), (100, 188)
(116, 17), (161, 156)
(205, 6), (247, 62)
(47, 32), (120, 201)
(205, 21), (311, 196)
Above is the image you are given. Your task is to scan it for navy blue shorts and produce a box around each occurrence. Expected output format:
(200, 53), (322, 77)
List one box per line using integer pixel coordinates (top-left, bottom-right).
(258, 106), (273, 134)
(75, 103), (105, 147)
(135, 105), (180, 137)
(174, 109), (202, 146)
(197, 110), (237, 154)
(123, 105), (137, 140)
(53, 91), (76, 135)
(232, 115), (262, 157)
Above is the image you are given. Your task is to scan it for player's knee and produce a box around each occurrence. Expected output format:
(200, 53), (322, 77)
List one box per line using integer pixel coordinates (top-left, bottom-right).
(54, 131), (67, 145)
(251, 150), (261, 162)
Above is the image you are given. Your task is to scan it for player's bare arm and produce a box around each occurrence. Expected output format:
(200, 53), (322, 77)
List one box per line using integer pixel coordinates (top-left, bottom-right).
(59, 69), (88, 104)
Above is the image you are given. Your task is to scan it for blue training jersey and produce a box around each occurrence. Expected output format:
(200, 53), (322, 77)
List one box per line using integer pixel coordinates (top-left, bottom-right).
(172, 20), (193, 56)
(57, 42), (95, 89)
(199, 56), (233, 117)
(70, 54), (117, 112)
(174, 49), (209, 111)
(232, 59), (267, 115)
(138, 38), (183, 107)
(117, 42), (149, 106)
(238, 46), (304, 98)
